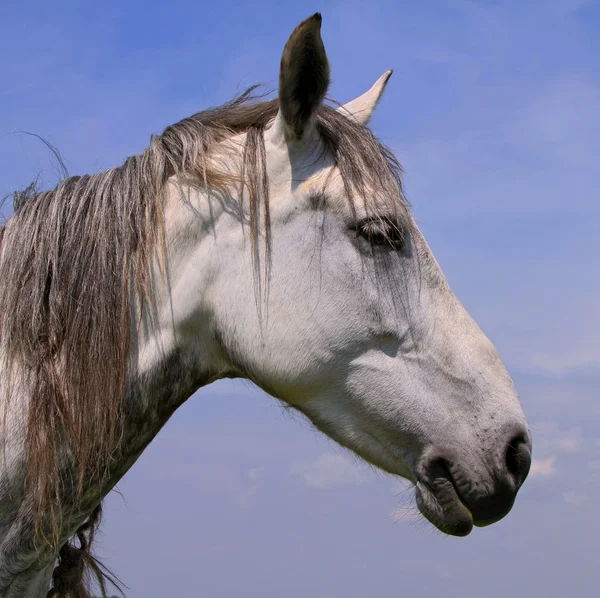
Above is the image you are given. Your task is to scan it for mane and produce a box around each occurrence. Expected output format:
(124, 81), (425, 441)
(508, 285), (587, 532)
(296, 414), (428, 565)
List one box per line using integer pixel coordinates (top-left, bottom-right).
(0, 87), (405, 596)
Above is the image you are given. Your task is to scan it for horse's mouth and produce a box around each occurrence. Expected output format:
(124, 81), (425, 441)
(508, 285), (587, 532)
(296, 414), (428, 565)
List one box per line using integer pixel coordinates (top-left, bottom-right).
(414, 464), (474, 537)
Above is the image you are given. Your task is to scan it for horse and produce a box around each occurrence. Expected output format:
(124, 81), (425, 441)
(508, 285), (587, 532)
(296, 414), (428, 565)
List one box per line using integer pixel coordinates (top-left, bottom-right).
(0, 13), (532, 598)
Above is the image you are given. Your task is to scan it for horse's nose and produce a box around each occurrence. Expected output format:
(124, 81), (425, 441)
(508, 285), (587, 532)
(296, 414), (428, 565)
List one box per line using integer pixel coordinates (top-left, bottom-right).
(468, 428), (532, 526)
(504, 431), (532, 488)
(419, 427), (532, 530)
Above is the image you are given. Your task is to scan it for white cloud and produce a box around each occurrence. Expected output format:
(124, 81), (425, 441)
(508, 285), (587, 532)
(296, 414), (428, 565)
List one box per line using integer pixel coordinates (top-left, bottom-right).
(291, 453), (368, 489)
(238, 467), (265, 509)
(556, 428), (582, 454)
(247, 467), (264, 481)
(528, 353), (600, 376)
(529, 457), (557, 479)
(530, 422), (588, 458)
(563, 491), (588, 507)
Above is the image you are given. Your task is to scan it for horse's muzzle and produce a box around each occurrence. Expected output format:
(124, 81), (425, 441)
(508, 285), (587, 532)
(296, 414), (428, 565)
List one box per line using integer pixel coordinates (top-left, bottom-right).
(414, 427), (532, 536)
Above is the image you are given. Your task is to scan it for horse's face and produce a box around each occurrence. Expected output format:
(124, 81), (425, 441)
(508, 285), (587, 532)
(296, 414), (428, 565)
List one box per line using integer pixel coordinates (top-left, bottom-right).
(186, 15), (531, 536)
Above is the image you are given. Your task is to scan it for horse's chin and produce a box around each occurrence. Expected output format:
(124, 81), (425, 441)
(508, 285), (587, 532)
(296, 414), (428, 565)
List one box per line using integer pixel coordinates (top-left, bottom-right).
(415, 478), (474, 537)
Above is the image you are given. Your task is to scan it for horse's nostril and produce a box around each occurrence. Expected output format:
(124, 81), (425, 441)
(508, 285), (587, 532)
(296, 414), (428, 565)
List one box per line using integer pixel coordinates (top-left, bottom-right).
(505, 434), (532, 485)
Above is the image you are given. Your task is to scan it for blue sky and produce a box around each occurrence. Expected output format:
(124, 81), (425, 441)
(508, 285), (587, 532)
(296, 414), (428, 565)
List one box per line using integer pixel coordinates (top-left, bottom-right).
(1, 0), (599, 596)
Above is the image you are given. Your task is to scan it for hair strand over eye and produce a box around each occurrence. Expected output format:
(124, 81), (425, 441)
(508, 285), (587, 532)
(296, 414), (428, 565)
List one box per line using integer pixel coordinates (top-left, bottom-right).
(353, 217), (405, 249)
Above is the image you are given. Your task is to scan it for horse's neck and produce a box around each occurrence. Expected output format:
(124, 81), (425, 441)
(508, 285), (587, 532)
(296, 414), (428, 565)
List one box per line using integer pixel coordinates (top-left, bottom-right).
(103, 181), (225, 481)
(0, 182), (226, 598)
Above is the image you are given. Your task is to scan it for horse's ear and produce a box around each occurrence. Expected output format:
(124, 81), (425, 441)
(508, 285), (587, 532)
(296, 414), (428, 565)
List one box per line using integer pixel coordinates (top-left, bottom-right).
(336, 70), (393, 126)
(277, 13), (330, 141)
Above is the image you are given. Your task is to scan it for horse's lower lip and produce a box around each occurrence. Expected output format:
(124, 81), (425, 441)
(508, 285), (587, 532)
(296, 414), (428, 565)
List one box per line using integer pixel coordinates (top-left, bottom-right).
(415, 478), (474, 537)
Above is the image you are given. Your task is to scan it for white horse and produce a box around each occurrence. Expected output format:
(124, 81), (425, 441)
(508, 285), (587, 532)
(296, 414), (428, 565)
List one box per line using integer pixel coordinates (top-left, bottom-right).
(0, 14), (531, 597)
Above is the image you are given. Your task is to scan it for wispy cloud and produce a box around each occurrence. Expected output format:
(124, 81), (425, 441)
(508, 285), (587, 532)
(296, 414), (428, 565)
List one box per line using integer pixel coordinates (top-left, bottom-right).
(532, 422), (592, 458)
(563, 490), (588, 507)
(530, 457), (557, 479)
(291, 453), (369, 489)
(556, 428), (583, 454)
(238, 467), (265, 509)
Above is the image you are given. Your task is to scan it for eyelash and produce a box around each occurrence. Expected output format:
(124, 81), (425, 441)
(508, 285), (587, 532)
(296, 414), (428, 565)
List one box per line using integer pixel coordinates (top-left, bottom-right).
(353, 218), (406, 250)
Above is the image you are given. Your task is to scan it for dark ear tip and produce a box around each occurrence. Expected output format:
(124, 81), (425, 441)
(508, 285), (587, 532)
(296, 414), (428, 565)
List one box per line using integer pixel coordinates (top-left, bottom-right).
(301, 12), (322, 31)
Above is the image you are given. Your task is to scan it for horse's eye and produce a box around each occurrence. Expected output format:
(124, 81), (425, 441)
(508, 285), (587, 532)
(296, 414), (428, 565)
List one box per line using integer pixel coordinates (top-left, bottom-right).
(353, 217), (405, 250)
